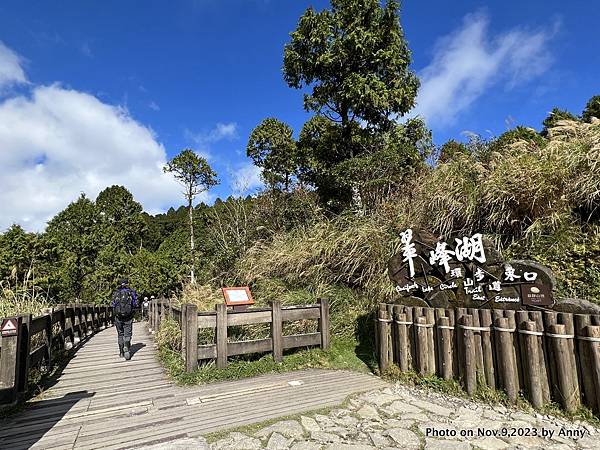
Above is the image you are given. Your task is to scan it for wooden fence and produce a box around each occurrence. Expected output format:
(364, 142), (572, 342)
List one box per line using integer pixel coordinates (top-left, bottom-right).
(376, 303), (600, 414)
(148, 298), (330, 371)
(0, 304), (114, 406)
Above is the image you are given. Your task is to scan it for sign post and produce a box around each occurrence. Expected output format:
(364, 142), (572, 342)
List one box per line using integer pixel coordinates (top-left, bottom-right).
(221, 287), (255, 312)
(0, 316), (22, 406)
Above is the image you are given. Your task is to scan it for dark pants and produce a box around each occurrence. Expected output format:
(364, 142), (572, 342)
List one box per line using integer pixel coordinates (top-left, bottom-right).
(115, 316), (133, 349)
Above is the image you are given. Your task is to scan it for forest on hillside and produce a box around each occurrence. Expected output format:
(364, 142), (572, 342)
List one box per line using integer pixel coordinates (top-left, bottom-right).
(1, 1), (599, 336)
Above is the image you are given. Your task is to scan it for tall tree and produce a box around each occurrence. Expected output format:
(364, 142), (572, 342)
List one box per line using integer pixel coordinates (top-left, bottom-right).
(247, 118), (299, 191)
(283, 0), (419, 158)
(582, 95), (600, 123)
(45, 194), (98, 301)
(164, 149), (218, 284)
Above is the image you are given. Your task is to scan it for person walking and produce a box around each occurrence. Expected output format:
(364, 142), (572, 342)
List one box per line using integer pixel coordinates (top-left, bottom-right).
(112, 278), (137, 360)
(142, 297), (149, 320)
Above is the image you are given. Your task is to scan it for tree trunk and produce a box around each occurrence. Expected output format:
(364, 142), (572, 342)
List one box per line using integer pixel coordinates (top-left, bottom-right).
(188, 190), (196, 285)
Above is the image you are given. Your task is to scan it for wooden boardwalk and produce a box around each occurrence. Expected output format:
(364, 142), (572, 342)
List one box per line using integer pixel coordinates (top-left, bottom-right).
(0, 322), (388, 449)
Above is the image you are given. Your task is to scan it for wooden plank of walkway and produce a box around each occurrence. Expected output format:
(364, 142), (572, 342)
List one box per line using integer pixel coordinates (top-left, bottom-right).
(0, 322), (389, 450)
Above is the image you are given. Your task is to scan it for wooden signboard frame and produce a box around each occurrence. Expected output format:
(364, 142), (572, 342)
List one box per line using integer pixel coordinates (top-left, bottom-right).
(222, 287), (255, 311)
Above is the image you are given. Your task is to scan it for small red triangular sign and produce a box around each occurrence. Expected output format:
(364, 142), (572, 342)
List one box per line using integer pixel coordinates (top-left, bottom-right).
(1, 319), (17, 332)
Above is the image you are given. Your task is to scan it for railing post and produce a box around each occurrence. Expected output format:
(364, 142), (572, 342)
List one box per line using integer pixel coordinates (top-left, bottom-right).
(17, 314), (31, 393)
(185, 304), (198, 372)
(271, 301), (283, 362)
(57, 305), (66, 350)
(152, 299), (160, 333)
(0, 316), (22, 406)
(216, 303), (228, 368)
(42, 308), (52, 367)
(317, 298), (330, 350)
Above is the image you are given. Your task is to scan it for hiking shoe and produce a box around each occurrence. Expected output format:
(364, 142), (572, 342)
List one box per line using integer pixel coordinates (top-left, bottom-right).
(124, 347), (131, 360)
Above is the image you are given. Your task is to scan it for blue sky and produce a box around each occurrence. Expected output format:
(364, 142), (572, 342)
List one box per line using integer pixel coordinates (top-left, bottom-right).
(0, 0), (598, 231)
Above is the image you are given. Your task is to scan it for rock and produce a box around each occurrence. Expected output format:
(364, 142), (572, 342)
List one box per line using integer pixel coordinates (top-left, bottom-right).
(314, 414), (336, 427)
(470, 437), (509, 449)
(384, 400), (422, 415)
(212, 433), (262, 450)
(362, 392), (397, 407)
(385, 428), (421, 449)
(324, 445), (375, 450)
(266, 432), (294, 450)
(356, 405), (380, 420)
(424, 439), (470, 450)
(139, 437), (210, 449)
(368, 431), (390, 447)
(256, 420), (305, 439)
(289, 443), (321, 450)
(402, 412), (430, 422)
(409, 399), (452, 417)
(310, 431), (341, 443)
(300, 416), (321, 433)
(332, 415), (359, 427)
(554, 298), (600, 315)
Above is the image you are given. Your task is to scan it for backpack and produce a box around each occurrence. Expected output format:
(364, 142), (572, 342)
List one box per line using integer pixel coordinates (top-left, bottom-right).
(113, 289), (133, 318)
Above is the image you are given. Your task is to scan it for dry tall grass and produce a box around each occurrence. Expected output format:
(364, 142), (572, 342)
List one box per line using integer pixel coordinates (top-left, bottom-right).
(233, 120), (600, 320)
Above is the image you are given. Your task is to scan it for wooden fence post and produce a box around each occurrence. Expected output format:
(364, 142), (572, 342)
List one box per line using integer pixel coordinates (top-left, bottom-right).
(57, 305), (66, 350)
(185, 304), (198, 372)
(271, 301), (283, 362)
(0, 316), (22, 406)
(530, 311), (550, 403)
(181, 304), (188, 355)
(522, 321), (543, 408)
(396, 312), (409, 372)
(460, 314), (476, 396)
(585, 325), (600, 413)
(16, 314), (31, 394)
(468, 308), (485, 384)
(216, 303), (228, 369)
(415, 316), (429, 376)
(378, 308), (391, 373)
(42, 308), (52, 367)
(479, 309), (495, 389)
(438, 316), (453, 380)
(549, 323), (580, 412)
(495, 317), (517, 403)
(318, 298), (330, 350)
(575, 315), (597, 411)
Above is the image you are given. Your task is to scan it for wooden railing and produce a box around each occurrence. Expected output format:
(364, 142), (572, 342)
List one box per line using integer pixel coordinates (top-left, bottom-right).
(0, 304), (114, 406)
(376, 303), (600, 414)
(148, 299), (330, 371)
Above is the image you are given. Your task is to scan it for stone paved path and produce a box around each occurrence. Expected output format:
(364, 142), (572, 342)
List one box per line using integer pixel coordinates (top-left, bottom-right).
(148, 383), (600, 450)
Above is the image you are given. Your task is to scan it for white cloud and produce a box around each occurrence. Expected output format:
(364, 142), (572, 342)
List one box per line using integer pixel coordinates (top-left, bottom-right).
(229, 162), (263, 196)
(412, 13), (556, 127)
(0, 41), (28, 92)
(148, 100), (160, 111)
(0, 82), (199, 232)
(185, 122), (238, 145)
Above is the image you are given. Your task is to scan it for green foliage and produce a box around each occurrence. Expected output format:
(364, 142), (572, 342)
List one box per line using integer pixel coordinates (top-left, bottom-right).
(163, 149), (219, 195)
(438, 140), (469, 163)
(582, 95), (600, 123)
(281, 0), (423, 210)
(164, 149), (219, 284)
(542, 108), (579, 134)
(45, 194), (99, 301)
(284, 0), (419, 135)
(490, 126), (547, 153)
(247, 118), (300, 191)
(159, 337), (370, 386)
